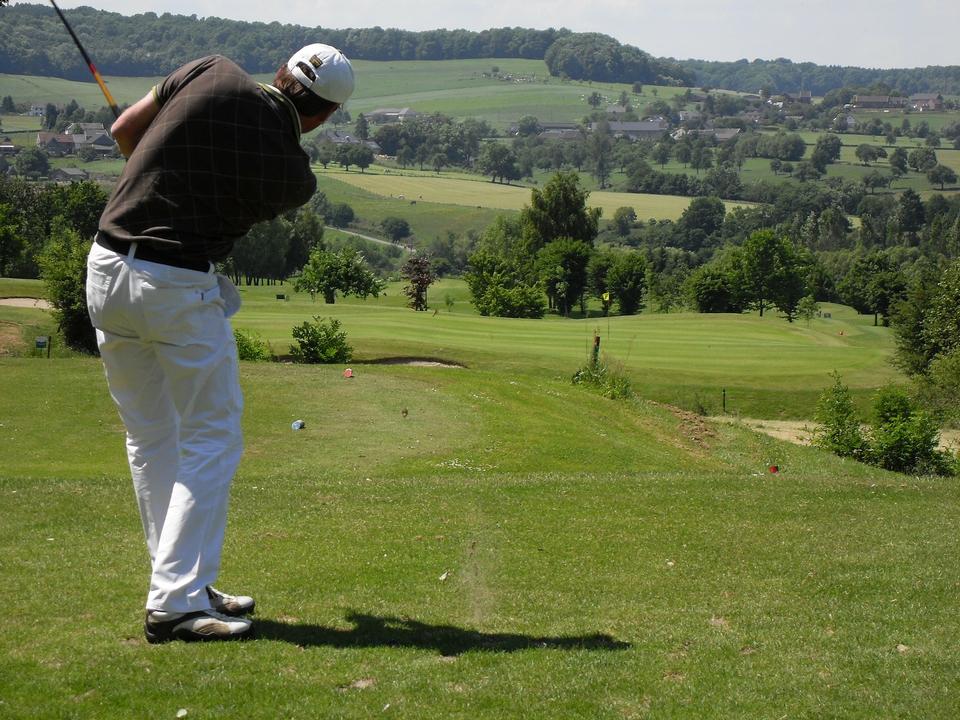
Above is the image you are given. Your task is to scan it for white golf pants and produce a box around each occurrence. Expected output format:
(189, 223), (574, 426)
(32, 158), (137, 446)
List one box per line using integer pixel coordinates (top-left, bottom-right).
(86, 241), (243, 613)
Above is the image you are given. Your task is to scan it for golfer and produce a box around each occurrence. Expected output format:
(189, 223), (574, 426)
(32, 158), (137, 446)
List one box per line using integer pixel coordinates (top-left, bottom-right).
(86, 45), (354, 643)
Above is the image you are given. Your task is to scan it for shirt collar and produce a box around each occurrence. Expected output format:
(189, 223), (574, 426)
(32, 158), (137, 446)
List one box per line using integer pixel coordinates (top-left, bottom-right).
(259, 83), (302, 138)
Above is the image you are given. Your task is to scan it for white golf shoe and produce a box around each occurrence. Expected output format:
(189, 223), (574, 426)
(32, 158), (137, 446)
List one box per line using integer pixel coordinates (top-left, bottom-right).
(144, 608), (254, 644)
(206, 585), (256, 616)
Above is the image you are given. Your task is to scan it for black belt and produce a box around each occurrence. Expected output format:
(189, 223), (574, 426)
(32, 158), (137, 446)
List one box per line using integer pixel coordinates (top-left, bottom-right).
(95, 234), (211, 272)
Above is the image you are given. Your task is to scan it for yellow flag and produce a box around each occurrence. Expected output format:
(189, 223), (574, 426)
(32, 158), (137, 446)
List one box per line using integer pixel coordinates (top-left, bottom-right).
(602, 292), (610, 302)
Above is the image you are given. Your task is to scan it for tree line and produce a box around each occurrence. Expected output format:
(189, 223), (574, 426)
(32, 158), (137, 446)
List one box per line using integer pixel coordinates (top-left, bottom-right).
(2, 4), (958, 93)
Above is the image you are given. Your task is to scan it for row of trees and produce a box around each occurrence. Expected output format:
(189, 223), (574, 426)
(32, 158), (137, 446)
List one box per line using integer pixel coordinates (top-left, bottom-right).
(4, 5), (959, 94)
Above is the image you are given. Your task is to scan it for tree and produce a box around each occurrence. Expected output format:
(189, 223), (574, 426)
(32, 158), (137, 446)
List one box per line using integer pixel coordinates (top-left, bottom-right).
(606, 252), (647, 315)
(907, 146), (937, 173)
(232, 216), (290, 285)
(892, 268), (941, 375)
(793, 161), (822, 182)
(354, 113), (369, 142)
(837, 252), (907, 326)
(896, 188), (925, 240)
(737, 229), (806, 318)
(587, 91), (603, 109)
(927, 164), (957, 190)
(812, 133), (842, 168)
(863, 169), (890, 194)
(477, 143), (518, 183)
(520, 171), (600, 252)
(293, 247), (384, 304)
(349, 144), (374, 172)
(1, 96), (14, 113)
(651, 142), (672, 168)
(381, 216), (411, 243)
(889, 146), (908, 177)
(689, 144), (713, 175)
(400, 254), (435, 311)
(685, 260), (746, 313)
(43, 103), (58, 130)
(922, 259), (960, 368)
(855, 144), (882, 165)
(14, 147), (49, 177)
(586, 249), (616, 314)
(279, 211), (321, 279)
(535, 238), (592, 316)
(516, 115), (541, 137)
(326, 202), (354, 228)
(77, 145), (98, 162)
(678, 196), (725, 251)
(612, 206), (637, 237)
(315, 140), (335, 168)
(588, 125), (613, 188)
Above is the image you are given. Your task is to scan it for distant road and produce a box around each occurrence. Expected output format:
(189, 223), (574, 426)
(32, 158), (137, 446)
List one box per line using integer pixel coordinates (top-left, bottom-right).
(335, 227), (413, 253)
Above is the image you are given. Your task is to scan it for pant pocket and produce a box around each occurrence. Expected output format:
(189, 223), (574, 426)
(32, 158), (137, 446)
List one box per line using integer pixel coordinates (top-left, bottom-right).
(85, 263), (116, 329)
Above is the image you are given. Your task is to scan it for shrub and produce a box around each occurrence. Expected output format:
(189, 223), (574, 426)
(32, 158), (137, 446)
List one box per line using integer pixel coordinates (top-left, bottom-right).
(815, 375), (956, 476)
(813, 372), (867, 459)
(290, 316), (352, 364)
(472, 282), (545, 319)
(37, 221), (98, 355)
(867, 385), (955, 475)
(233, 328), (271, 361)
(572, 356), (633, 400)
(915, 348), (960, 427)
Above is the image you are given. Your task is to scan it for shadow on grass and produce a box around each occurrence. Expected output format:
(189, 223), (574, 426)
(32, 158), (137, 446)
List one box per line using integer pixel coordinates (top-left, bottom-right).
(256, 612), (630, 655)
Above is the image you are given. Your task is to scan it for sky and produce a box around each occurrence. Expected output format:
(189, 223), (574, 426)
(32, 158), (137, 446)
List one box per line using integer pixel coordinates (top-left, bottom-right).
(21, 0), (960, 69)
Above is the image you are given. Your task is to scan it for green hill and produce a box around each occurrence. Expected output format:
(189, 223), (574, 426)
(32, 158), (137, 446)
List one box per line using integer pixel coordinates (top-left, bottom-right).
(1, 277), (957, 718)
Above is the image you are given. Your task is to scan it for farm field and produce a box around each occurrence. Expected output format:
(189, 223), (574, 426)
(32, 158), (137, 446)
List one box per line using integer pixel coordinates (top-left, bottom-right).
(318, 167), (755, 221)
(2, 275), (958, 719)
(0, 61), (686, 132)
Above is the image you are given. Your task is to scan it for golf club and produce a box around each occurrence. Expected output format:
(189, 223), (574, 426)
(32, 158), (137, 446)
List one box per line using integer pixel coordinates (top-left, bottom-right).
(48, 0), (120, 119)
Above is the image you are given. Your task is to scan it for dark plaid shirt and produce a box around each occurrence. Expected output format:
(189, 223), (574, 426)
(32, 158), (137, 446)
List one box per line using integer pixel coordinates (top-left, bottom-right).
(99, 55), (316, 265)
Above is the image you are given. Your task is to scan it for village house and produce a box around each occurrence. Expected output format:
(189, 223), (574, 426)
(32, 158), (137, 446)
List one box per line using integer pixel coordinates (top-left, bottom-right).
(605, 105), (630, 117)
(537, 128), (583, 142)
(366, 108), (419, 124)
(50, 167), (89, 183)
(909, 93), (944, 111)
(783, 91), (812, 104)
(36, 133), (76, 156)
(0, 136), (17, 156)
(677, 110), (702, 125)
(674, 127), (742, 142)
(316, 128), (382, 154)
(851, 95), (907, 109)
(35, 123), (116, 157)
(594, 119), (670, 142)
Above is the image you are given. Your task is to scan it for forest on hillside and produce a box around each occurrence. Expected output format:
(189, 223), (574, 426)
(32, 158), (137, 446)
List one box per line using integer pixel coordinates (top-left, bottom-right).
(2, 4), (959, 93)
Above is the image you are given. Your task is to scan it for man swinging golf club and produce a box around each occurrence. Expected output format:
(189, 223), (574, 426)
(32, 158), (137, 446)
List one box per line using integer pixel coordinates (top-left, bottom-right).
(86, 45), (354, 642)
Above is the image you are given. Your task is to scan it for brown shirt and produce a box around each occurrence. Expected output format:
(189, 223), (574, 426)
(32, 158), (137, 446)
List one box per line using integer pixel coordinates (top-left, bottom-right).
(99, 55), (316, 265)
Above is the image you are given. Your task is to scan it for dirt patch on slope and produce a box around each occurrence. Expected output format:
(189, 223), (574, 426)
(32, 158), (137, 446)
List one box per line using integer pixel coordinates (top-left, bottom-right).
(0, 297), (51, 309)
(654, 402), (717, 452)
(0, 321), (23, 355)
(711, 416), (959, 453)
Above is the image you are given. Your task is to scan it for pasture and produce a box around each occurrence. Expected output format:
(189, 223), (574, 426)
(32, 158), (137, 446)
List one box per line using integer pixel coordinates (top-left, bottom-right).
(0, 60), (686, 133)
(319, 167), (755, 222)
(2, 276), (959, 719)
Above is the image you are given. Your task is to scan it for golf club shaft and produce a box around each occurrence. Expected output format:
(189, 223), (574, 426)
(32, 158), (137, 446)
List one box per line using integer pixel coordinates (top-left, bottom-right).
(49, 0), (120, 119)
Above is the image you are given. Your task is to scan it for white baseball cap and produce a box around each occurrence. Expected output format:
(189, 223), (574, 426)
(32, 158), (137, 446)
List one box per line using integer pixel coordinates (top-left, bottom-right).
(287, 44), (355, 105)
